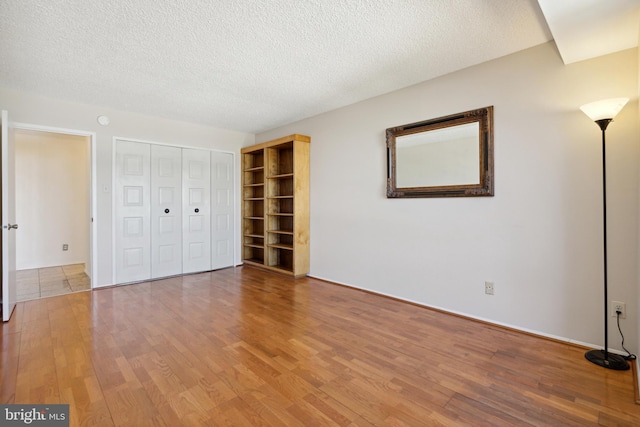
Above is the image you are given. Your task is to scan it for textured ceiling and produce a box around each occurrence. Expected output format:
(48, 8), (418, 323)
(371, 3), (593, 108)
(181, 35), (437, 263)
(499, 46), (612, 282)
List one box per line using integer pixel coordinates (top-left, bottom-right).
(0, 1), (558, 133)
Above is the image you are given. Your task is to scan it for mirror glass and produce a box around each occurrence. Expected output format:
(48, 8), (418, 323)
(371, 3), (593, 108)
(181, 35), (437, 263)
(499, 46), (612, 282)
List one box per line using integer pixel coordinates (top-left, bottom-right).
(386, 106), (494, 198)
(396, 122), (479, 188)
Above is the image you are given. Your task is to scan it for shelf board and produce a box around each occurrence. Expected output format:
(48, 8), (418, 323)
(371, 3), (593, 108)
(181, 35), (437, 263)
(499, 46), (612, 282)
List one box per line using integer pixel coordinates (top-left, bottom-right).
(244, 183), (264, 187)
(267, 173), (294, 179)
(243, 258), (265, 265)
(268, 264), (294, 272)
(244, 166), (264, 172)
(244, 243), (264, 249)
(244, 233), (264, 238)
(268, 243), (294, 250)
(268, 212), (294, 217)
(244, 216), (265, 220)
(267, 229), (293, 235)
(267, 195), (293, 199)
(244, 197), (264, 201)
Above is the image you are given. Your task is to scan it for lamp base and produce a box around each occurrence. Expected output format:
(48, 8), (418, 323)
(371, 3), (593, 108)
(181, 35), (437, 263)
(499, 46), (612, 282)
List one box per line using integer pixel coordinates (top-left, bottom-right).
(585, 349), (630, 370)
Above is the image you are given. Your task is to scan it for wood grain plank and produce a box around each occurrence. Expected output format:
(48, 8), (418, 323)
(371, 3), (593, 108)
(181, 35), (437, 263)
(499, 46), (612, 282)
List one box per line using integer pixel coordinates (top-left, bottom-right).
(2, 267), (639, 426)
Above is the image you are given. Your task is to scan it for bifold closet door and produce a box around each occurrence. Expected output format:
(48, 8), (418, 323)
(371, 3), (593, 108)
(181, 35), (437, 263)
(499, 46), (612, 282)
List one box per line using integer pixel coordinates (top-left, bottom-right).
(151, 145), (182, 279)
(116, 143), (233, 283)
(182, 148), (211, 274)
(211, 151), (234, 270)
(115, 140), (151, 284)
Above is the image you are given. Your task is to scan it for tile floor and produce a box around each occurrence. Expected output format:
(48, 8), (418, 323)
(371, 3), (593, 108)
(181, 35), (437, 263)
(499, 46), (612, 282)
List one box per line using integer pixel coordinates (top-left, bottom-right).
(16, 264), (91, 301)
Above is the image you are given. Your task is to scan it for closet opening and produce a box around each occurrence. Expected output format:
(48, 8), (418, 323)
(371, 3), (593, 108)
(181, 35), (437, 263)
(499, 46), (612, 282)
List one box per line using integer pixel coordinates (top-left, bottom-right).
(113, 138), (235, 285)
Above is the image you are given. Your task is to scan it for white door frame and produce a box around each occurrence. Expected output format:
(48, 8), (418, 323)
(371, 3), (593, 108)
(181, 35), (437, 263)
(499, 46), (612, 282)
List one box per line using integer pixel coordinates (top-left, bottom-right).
(13, 122), (97, 286)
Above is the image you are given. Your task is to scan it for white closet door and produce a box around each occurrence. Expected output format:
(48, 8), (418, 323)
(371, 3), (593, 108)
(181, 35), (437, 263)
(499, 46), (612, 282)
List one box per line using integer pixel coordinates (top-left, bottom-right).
(151, 145), (182, 279)
(211, 151), (234, 270)
(115, 140), (151, 284)
(182, 148), (211, 274)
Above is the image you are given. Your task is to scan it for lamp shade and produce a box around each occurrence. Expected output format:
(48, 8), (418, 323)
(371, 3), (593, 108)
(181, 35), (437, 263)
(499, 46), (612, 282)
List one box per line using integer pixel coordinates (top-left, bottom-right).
(580, 98), (629, 121)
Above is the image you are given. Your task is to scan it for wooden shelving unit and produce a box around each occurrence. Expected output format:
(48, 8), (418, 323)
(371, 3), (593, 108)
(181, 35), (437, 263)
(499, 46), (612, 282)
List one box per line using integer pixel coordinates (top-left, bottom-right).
(241, 134), (310, 277)
(242, 149), (265, 265)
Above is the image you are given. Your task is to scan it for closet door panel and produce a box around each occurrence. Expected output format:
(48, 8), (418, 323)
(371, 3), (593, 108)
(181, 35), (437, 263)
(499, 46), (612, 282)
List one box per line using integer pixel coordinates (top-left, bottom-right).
(151, 145), (182, 279)
(211, 151), (234, 270)
(115, 140), (151, 284)
(182, 148), (211, 273)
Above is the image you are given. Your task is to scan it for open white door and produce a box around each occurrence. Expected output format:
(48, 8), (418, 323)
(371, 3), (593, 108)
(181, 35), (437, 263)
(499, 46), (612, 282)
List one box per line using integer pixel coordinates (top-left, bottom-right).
(1, 110), (17, 321)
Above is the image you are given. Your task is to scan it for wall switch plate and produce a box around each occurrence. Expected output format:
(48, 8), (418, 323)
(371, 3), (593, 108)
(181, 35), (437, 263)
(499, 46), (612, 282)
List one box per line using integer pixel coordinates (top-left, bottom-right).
(612, 301), (626, 319)
(62, 244), (69, 251)
(485, 281), (494, 295)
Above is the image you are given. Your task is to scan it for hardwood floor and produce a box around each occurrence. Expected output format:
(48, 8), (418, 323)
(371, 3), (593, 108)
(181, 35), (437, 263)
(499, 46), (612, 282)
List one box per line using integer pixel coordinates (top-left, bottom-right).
(1, 267), (639, 426)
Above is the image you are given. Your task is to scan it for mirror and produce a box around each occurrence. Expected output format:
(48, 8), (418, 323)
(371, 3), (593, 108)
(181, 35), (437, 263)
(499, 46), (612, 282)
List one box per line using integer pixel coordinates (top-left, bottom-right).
(386, 106), (494, 198)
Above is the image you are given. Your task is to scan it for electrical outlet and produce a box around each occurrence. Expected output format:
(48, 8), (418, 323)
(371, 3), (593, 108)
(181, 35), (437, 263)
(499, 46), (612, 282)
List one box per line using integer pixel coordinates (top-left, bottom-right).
(485, 281), (494, 295)
(62, 244), (69, 251)
(612, 301), (626, 319)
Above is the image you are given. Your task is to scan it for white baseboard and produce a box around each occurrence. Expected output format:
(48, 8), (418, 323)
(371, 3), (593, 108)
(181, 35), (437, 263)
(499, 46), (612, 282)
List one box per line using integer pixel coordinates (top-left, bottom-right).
(308, 274), (630, 357)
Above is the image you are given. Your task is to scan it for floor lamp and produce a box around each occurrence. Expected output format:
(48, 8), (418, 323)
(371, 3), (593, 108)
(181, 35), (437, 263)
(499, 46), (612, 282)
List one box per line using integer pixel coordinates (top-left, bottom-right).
(579, 97), (630, 371)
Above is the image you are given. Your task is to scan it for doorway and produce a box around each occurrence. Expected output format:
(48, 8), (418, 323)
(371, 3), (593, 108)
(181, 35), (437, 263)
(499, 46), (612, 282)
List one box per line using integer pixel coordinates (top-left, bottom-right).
(14, 128), (93, 300)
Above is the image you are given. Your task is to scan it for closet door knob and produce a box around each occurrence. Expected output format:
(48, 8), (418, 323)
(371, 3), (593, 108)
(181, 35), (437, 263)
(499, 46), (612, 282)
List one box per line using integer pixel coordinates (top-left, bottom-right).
(164, 209), (170, 214)
(194, 208), (200, 213)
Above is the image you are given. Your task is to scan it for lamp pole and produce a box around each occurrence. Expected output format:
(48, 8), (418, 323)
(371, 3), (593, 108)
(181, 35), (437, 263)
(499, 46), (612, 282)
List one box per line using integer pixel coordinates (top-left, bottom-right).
(597, 119), (611, 365)
(582, 117), (629, 370)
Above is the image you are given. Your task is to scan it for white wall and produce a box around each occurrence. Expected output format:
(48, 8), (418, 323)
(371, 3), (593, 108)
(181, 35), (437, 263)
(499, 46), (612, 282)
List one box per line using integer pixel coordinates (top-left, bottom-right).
(0, 88), (254, 287)
(15, 130), (90, 270)
(257, 42), (640, 353)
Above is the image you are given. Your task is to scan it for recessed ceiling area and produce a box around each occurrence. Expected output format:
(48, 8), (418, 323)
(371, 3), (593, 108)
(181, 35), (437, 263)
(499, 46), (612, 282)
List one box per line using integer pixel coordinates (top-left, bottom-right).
(0, 1), (637, 134)
(537, 0), (640, 64)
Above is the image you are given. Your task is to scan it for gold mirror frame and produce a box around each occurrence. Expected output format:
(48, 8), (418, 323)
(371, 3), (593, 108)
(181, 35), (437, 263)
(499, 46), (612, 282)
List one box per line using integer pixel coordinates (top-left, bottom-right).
(386, 106), (494, 198)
